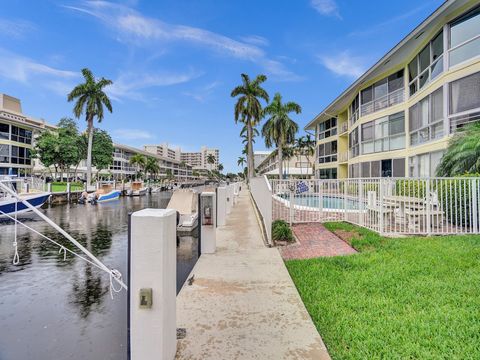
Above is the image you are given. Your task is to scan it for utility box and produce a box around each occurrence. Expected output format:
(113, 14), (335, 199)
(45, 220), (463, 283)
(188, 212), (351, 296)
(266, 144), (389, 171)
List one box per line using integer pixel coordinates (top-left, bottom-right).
(200, 192), (216, 253)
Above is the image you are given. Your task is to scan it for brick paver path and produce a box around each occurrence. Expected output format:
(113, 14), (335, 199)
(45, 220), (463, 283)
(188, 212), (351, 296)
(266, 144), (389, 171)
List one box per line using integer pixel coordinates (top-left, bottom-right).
(280, 223), (357, 260)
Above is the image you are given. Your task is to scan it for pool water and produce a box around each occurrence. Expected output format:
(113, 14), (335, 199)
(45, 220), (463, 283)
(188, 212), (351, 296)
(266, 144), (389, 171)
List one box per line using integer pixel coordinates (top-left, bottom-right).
(281, 194), (360, 210)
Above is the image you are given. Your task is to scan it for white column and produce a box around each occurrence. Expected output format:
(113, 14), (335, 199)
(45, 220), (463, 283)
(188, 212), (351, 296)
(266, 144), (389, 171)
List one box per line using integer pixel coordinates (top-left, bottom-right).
(130, 209), (177, 360)
(217, 187), (227, 226)
(226, 185), (233, 214)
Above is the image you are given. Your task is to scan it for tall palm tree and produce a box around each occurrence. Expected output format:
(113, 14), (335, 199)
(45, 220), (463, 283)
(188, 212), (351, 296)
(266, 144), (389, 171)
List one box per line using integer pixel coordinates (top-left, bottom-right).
(218, 163), (224, 173)
(231, 74), (269, 180)
(145, 157), (160, 180)
(129, 154), (147, 179)
(261, 93), (301, 179)
(68, 68), (113, 186)
(237, 156), (246, 168)
(437, 122), (480, 176)
(294, 136), (306, 176)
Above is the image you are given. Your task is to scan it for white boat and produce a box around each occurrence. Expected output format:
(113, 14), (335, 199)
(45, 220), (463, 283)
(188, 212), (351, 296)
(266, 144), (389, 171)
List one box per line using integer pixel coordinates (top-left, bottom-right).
(88, 183), (121, 203)
(0, 176), (50, 217)
(128, 181), (148, 196)
(167, 189), (198, 232)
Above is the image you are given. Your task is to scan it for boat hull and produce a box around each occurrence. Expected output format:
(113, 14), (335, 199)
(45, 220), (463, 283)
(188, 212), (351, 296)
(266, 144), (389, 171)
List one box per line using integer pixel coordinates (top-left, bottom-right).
(0, 193), (50, 217)
(97, 190), (121, 203)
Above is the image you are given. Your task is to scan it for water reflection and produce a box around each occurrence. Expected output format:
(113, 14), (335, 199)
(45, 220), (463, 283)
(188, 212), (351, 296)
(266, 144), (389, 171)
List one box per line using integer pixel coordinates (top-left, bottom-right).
(0, 192), (199, 360)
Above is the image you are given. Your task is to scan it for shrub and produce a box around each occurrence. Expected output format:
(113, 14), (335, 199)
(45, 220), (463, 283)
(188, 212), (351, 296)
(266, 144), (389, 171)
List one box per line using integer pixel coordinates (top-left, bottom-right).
(395, 180), (426, 198)
(272, 220), (294, 242)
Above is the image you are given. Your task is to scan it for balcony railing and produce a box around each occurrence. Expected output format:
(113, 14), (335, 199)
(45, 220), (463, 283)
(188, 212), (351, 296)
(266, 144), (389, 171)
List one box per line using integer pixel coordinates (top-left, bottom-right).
(360, 88), (404, 117)
(338, 151), (348, 162)
(340, 122), (348, 134)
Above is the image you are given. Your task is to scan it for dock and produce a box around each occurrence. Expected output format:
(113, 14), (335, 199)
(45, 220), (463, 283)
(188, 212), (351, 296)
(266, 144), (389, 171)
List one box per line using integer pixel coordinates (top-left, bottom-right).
(176, 187), (330, 359)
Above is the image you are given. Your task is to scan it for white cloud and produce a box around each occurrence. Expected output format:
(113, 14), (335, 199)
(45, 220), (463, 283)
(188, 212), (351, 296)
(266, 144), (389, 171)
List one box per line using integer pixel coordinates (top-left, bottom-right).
(107, 70), (201, 101)
(0, 48), (79, 95)
(112, 128), (153, 141)
(0, 48), (77, 83)
(65, 1), (298, 80)
(318, 51), (367, 78)
(310, 0), (341, 18)
(183, 81), (221, 102)
(239, 35), (269, 47)
(0, 18), (35, 38)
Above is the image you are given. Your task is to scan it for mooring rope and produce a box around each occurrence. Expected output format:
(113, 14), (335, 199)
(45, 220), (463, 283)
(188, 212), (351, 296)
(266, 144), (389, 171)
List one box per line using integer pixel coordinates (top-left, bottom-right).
(0, 181), (127, 295)
(12, 200), (19, 265)
(0, 208), (126, 296)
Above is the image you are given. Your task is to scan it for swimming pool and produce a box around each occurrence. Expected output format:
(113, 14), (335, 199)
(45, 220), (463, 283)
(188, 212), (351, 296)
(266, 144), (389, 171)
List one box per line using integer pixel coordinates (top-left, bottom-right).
(277, 194), (360, 210)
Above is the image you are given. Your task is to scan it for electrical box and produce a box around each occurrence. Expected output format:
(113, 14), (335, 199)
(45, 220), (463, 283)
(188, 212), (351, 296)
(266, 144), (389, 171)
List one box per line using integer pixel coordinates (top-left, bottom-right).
(139, 288), (152, 309)
(200, 192), (216, 253)
(201, 193), (214, 226)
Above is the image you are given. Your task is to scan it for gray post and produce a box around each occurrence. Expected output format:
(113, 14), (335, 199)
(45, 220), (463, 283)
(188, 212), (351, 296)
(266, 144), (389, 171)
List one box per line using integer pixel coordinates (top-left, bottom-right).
(67, 182), (71, 202)
(129, 209), (177, 360)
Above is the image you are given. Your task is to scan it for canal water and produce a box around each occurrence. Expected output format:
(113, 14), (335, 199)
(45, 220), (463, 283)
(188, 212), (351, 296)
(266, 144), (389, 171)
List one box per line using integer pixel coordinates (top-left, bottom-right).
(0, 192), (199, 360)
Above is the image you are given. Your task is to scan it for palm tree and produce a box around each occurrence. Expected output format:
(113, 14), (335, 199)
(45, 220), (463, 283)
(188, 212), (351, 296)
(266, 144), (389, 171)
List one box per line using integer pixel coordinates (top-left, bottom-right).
(129, 154), (147, 179)
(68, 68), (113, 186)
(218, 163), (224, 173)
(237, 156), (246, 168)
(437, 122), (480, 176)
(261, 93), (301, 179)
(303, 134), (316, 177)
(231, 74), (269, 180)
(294, 136), (306, 176)
(206, 154), (216, 169)
(145, 157), (160, 180)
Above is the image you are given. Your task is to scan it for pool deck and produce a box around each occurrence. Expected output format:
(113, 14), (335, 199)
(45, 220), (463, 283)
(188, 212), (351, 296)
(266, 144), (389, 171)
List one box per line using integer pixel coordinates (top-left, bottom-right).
(175, 187), (330, 359)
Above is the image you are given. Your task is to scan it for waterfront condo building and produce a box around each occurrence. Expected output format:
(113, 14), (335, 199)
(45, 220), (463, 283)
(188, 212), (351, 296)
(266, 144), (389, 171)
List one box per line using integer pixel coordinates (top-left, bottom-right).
(0, 94), (55, 176)
(180, 146), (220, 171)
(306, 0), (480, 179)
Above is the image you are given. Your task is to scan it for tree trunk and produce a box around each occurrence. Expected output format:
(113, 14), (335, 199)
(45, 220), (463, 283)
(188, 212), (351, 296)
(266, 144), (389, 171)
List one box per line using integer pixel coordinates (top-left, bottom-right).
(278, 142), (283, 180)
(246, 119), (254, 181)
(86, 114), (94, 187)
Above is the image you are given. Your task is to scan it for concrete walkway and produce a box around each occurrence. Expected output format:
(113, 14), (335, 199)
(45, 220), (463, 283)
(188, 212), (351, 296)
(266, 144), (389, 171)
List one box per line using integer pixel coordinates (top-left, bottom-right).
(176, 188), (330, 359)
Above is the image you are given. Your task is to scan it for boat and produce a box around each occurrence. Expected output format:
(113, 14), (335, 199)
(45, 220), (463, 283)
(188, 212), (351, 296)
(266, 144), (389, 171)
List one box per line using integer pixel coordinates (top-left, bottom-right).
(0, 176), (51, 217)
(128, 181), (148, 196)
(88, 183), (121, 203)
(167, 189), (198, 232)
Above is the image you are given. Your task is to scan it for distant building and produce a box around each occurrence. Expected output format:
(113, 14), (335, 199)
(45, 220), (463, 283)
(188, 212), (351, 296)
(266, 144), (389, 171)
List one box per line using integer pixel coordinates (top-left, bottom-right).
(0, 94), (56, 176)
(144, 143), (181, 161)
(256, 148), (312, 179)
(253, 150), (272, 170)
(180, 146), (220, 171)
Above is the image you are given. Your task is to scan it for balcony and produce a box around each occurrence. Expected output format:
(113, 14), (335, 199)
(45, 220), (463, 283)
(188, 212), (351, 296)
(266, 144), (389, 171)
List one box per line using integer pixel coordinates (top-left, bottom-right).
(338, 151), (348, 163)
(339, 122), (348, 135)
(360, 88), (404, 117)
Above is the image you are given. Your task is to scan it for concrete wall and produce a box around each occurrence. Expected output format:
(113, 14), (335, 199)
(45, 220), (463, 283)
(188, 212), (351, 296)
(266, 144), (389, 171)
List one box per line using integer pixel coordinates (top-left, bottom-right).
(249, 176), (272, 243)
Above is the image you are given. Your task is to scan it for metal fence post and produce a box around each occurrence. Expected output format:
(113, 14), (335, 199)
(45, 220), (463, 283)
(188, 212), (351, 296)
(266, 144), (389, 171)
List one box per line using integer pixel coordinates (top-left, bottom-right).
(289, 182), (294, 226)
(343, 179), (347, 222)
(358, 179), (364, 226)
(472, 178), (478, 233)
(379, 178), (384, 235)
(426, 179), (431, 236)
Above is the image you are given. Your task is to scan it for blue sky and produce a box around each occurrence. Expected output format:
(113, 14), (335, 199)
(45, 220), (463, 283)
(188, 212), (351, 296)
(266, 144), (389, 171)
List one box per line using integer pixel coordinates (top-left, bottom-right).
(0, 0), (443, 172)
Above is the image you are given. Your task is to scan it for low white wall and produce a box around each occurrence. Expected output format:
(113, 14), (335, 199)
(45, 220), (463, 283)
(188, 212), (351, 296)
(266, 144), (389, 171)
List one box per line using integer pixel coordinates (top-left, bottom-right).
(249, 176), (272, 243)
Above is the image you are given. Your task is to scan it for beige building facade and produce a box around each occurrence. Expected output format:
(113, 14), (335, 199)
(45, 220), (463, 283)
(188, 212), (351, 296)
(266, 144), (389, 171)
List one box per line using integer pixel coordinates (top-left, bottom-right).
(305, 0), (480, 179)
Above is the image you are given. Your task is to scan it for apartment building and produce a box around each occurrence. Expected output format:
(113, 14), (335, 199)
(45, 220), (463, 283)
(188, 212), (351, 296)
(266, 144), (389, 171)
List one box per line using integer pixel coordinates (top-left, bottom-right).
(253, 150), (272, 169)
(109, 144), (193, 181)
(0, 94), (55, 176)
(256, 149), (313, 178)
(305, 0), (480, 179)
(180, 146), (220, 171)
(144, 143), (181, 161)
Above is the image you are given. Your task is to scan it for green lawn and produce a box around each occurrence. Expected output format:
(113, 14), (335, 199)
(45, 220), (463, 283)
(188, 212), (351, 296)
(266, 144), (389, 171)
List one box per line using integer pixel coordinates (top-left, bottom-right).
(285, 222), (480, 359)
(49, 182), (84, 193)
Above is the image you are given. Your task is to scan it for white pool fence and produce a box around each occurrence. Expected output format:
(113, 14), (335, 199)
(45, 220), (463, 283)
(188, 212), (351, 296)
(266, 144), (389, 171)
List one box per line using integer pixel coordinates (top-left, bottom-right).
(250, 176), (480, 238)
